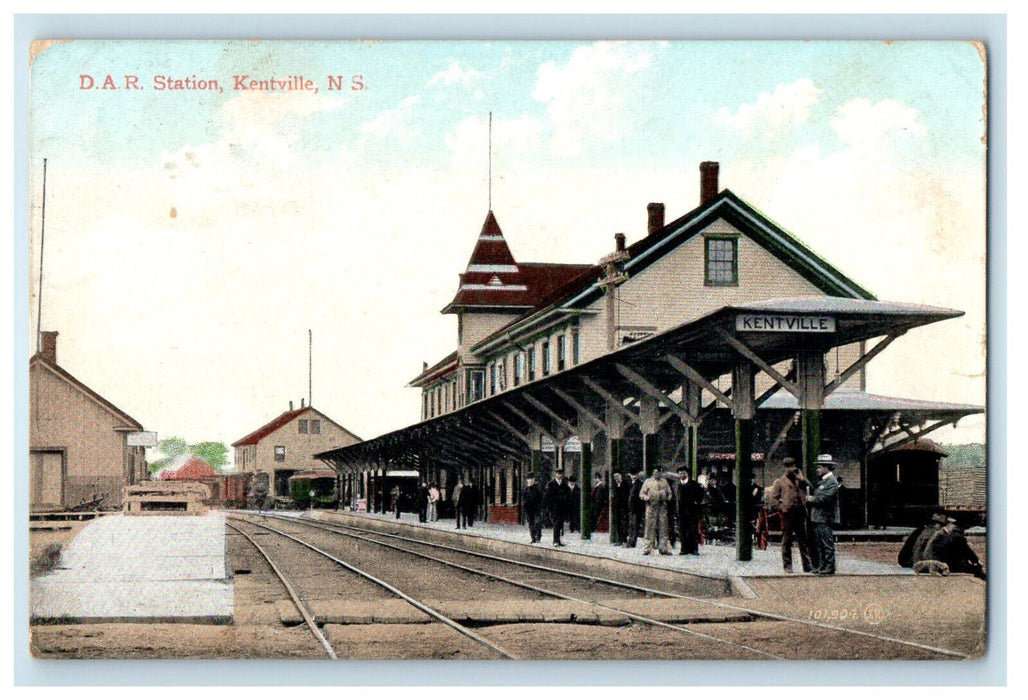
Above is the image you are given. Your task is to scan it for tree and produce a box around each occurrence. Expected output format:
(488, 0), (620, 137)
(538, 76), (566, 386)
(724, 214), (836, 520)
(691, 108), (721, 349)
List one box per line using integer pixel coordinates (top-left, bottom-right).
(158, 436), (188, 458)
(148, 437), (230, 475)
(190, 442), (228, 472)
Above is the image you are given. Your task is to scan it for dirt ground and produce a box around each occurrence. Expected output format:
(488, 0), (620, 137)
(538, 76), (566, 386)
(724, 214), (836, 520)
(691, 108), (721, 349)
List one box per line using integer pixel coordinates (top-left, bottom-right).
(29, 521), (89, 576)
(837, 535), (987, 568)
(28, 523), (988, 660)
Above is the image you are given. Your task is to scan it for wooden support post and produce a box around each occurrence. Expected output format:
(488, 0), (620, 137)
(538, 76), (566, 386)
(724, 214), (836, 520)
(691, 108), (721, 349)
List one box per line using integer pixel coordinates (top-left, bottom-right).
(802, 410), (822, 484)
(687, 424), (699, 480)
(639, 395), (660, 475)
(683, 380), (701, 480)
(580, 439), (593, 541)
(733, 362), (755, 562)
(797, 349), (826, 483)
(735, 417), (754, 562)
(607, 407), (625, 545)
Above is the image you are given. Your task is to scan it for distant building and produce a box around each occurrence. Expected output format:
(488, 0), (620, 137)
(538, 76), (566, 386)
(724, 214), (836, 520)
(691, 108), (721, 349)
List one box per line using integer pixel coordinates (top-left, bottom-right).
(231, 402), (361, 498)
(29, 331), (148, 511)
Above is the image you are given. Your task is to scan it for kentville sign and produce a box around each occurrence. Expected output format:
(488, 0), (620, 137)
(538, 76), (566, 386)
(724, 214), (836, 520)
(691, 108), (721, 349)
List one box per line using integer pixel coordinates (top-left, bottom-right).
(735, 314), (836, 333)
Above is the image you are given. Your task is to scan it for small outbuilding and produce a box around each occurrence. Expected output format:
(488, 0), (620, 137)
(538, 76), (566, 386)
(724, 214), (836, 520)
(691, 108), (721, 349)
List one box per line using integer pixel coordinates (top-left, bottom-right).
(30, 331), (148, 511)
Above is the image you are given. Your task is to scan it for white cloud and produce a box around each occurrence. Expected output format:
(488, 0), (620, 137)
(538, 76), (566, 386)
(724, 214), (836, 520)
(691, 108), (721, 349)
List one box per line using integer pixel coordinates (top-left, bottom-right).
(428, 60), (481, 87)
(714, 78), (821, 138)
(361, 95), (422, 141)
(532, 42), (652, 158)
(831, 97), (928, 147)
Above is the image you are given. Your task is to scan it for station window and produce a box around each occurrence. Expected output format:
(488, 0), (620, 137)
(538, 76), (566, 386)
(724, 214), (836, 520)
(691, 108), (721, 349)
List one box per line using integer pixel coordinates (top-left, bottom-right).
(298, 419), (308, 434)
(542, 339), (551, 376)
(311, 419), (321, 434)
(514, 352), (524, 386)
(527, 346), (536, 381)
(489, 363), (497, 395)
(705, 236), (738, 286)
(557, 335), (567, 371)
(572, 330), (580, 366)
(499, 358), (508, 390)
(274, 446), (286, 462)
(469, 369), (485, 403)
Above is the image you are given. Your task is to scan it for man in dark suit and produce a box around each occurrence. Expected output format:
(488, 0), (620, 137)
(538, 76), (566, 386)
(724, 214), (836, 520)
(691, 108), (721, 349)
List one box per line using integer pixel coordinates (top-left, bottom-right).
(568, 475), (581, 533)
(522, 475), (544, 543)
(591, 474), (608, 533)
(460, 478), (480, 528)
(626, 470), (645, 548)
(807, 454), (841, 576)
(676, 467), (705, 555)
(611, 471), (630, 545)
(544, 470), (572, 546)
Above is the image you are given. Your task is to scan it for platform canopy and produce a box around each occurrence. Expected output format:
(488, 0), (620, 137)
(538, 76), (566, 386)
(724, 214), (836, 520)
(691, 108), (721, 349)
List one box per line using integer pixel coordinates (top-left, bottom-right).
(316, 296), (969, 471)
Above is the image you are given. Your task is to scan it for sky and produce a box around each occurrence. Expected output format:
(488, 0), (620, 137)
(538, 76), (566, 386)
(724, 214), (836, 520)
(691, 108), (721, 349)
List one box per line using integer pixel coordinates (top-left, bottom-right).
(26, 39), (987, 463)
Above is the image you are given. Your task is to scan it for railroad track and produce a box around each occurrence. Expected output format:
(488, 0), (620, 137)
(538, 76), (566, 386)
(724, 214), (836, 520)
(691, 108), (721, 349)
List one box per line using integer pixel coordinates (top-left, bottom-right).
(227, 517), (520, 659)
(236, 512), (972, 661)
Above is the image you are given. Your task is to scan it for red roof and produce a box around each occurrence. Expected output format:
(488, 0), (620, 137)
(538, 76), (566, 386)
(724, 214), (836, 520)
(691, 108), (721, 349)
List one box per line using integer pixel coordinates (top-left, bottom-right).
(160, 456), (218, 480)
(231, 405), (364, 447)
(442, 211), (592, 313)
(409, 351), (460, 387)
(231, 407), (310, 447)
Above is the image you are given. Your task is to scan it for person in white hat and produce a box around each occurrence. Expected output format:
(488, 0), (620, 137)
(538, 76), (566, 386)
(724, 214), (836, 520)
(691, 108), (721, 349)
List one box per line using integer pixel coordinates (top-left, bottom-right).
(806, 454), (841, 575)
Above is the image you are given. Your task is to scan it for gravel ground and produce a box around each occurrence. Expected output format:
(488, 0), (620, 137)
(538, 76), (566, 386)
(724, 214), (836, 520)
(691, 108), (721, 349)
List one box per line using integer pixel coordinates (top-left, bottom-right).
(28, 520), (988, 660)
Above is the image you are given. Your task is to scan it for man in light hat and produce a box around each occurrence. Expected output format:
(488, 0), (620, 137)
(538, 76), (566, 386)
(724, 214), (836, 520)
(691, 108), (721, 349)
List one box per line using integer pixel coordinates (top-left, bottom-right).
(806, 454), (841, 575)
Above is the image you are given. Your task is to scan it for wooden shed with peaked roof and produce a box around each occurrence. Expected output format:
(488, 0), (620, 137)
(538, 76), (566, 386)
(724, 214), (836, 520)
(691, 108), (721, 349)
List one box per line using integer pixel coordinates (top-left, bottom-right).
(29, 331), (148, 511)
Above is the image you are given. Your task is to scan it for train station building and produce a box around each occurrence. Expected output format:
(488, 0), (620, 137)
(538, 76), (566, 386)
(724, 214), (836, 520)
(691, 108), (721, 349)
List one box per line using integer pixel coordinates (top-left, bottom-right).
(316, 162), (982, 559)
(232, 401), (361, 500)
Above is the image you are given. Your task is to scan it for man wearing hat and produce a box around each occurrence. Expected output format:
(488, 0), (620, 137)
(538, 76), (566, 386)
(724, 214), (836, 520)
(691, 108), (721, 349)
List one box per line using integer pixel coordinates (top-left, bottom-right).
(768, 457), (813, 573)
(806, 454), (841, 575)
(521, 475), (544, 544)
(544, 469), (572, 547)
(676, 466), (705, 555)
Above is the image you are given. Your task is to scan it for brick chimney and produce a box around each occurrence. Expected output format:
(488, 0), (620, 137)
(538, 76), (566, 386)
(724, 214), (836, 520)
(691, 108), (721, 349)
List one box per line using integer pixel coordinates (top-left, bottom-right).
(40, 331), (58, 364)
(700, 161), (720, 205)
(615, 233), (626, 253)
(289, 400), (294, 411)
(647, 203), (665, 235)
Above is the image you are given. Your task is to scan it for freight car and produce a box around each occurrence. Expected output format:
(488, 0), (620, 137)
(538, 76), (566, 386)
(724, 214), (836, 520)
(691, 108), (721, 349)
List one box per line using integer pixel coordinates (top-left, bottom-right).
(288, 469), (339, 509)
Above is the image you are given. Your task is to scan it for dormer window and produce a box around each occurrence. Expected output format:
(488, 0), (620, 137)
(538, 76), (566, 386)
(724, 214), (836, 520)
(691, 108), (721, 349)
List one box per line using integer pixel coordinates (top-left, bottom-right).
(488, 275), (503, 286)
(705, 235), (738, 286)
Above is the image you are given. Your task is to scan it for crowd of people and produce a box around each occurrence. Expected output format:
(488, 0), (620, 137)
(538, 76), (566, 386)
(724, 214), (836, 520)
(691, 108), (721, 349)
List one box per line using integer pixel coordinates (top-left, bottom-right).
(382, 457), (984, 582)
(518, 463), (743, 556)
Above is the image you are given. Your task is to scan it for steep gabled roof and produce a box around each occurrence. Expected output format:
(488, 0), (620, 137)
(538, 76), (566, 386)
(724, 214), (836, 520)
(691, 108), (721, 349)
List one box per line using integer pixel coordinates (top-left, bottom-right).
(30, 353), (144, 431)
(408, 350), (460, 387)
(231, 406), (363, 447)
(427, 188), (878, 374)
(443, 211), (592, 313)
(562, 189), (876, 310)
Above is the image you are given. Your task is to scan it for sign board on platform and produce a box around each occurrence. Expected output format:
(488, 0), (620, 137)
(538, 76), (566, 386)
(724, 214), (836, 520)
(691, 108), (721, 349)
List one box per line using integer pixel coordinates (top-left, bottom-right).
(736, 314), (836, 333)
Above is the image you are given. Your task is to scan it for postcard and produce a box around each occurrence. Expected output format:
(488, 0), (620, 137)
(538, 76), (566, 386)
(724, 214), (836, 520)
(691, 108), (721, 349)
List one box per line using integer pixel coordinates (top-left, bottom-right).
(27, 38), (987, 663)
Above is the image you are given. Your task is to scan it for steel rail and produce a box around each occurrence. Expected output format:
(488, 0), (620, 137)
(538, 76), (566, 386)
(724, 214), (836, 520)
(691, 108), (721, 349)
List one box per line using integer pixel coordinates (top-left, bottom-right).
(226, 520), (337, 659)
(270, 512), (970, 660)
(256, 514), (782, 660)
(229, 515), (519, 660)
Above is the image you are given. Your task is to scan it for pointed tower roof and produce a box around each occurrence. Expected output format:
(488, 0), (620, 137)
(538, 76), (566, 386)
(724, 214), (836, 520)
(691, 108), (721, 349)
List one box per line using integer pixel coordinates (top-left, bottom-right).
(442, 211), (592, 315)
(463, 210), (518, 273)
